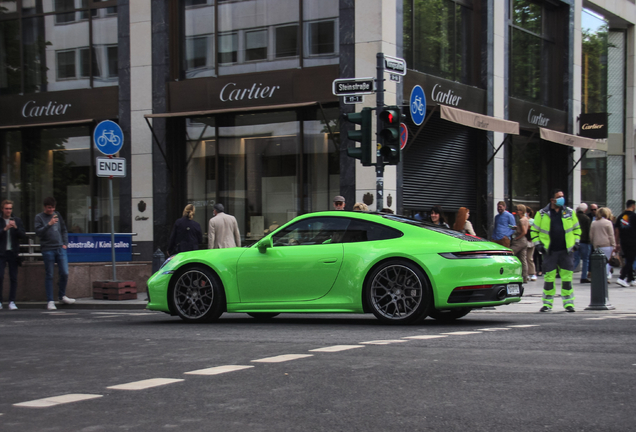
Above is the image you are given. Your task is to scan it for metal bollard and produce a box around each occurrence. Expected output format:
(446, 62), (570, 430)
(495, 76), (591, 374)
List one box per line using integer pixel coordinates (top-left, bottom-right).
(152, 248), (166, 274)
(585, 248), (615, 310)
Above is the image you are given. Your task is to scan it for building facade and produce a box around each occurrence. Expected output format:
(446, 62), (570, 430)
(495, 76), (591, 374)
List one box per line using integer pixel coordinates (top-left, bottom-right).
(0, 0), (634, 260)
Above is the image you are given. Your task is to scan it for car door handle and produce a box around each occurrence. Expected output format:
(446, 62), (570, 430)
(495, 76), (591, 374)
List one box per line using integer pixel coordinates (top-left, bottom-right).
(320, 258), (338, 264)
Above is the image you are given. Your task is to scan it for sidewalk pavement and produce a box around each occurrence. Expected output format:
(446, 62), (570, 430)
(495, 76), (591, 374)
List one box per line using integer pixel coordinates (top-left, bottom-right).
(5, 276), (635, 314)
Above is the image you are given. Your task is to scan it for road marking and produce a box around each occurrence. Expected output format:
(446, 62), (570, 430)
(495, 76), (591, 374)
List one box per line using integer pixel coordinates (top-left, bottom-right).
(360, 340), (408, 345)
(508, 325), (540, 328)
(477, 328), (511, 331)
(94, 315), (120, 319)
(185, 365), (254, 375)
(92, 312), (153, 316)
(14, 394), (102, 408)
(402, 335), (448, 340)
(440, 331), (482, 335)
(251, 354), (313, 363)
(585, 316), (633, 321)
(107, 378), (184, 390)
(309, 345), (364, 352)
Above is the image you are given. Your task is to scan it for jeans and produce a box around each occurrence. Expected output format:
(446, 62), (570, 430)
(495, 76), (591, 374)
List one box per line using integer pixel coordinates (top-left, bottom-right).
(573, 243), (591, 279)
(42, 248), (69, 302)
(0, 250), (19, 303)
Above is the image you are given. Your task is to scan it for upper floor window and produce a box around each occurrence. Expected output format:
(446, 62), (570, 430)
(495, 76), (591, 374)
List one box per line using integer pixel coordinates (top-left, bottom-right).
(179, 0), (338, 79)
(508, 0), (567, 109)
(403, 0), (481, 87)
(0, 0), (119, 95)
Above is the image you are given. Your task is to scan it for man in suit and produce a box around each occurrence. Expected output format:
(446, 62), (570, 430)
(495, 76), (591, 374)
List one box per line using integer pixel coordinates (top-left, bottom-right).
(0, 200), (27, 310)
(208, 203), (241, 249)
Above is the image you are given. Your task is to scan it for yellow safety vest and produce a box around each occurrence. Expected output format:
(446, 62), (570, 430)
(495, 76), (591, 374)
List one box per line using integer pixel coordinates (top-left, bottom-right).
(530, 204), (581, 253)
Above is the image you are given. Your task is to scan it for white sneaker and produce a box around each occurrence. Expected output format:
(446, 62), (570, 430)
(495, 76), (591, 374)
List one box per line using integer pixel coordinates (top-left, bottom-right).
(8, 301), (17, 310)
(630, 281), (636, 287)
(616, 278), (629, 287)
(60, 296), (75, 305)
(530, 275), (537, 281)
(47, 301), (57, 310)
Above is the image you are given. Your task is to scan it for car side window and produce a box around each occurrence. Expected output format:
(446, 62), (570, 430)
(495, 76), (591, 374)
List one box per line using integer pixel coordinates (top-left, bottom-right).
(340, 219), (403, 243)
(272, 217), (351, 246)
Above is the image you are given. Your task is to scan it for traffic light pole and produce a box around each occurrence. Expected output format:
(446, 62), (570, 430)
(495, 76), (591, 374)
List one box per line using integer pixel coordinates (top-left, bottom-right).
(376, 53), (385, 210)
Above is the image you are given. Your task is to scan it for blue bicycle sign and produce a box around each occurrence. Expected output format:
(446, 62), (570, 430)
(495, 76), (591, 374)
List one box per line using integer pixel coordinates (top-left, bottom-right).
(409, 85), (426, 126)
(94, 120), (124, 155)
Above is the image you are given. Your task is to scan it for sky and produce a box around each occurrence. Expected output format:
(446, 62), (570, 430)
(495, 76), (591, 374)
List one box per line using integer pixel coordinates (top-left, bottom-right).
(582, 8), (607, 33)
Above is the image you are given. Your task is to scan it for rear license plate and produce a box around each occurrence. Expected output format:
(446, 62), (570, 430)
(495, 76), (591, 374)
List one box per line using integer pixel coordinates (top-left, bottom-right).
(507, 284), (520, 295)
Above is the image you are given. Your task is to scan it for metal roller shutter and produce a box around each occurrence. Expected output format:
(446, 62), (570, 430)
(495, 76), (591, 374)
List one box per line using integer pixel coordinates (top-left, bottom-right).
(403, 112), (483, 213)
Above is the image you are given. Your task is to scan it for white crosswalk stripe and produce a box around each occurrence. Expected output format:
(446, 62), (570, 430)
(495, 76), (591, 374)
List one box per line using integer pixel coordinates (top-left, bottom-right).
(185, 365), (254, 375)
(107, 378), (184, 390)
(309, 345), (364, 352)
(440, 331), (482, 335)
(477, 328), (511, 331)
(14, 394), (102, 408)
(402, 335), (448, 340)
(507, 325), (540, 328)
(251, 354), (313, 363)
(360, 340), (408, 345)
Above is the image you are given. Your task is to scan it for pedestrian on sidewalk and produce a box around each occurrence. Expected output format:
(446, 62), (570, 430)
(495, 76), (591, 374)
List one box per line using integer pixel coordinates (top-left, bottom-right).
(0, 200), (27, 310)
(531, 189), (581, 313)
(168, 204), (202, 256)
(492, 201), (515, 248)
(428, 205), (449, 228)
(333, 195), (346, 211)
(511, 204), (529, 282)
(590, 207), (616, 283)
(34, 197), (75, 310)
(526, 206), (537, 281)
(614, 200), (636, 287)
(208, 203), (241, 249)
(574, 203), (592, 283)
(453, 207), (476, 235)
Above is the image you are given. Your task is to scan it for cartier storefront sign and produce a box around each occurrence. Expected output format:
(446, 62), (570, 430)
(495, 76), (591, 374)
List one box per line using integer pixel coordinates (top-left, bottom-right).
(0, 87), (119, 128)
(168, 65), (339, 113)
(579, 112), (608, 139)
(404, 70), (487, 115)
(508, 97), (567, 132)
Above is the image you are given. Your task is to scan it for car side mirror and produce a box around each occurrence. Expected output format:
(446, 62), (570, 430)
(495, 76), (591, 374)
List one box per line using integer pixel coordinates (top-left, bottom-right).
(257, 237), (273, 253)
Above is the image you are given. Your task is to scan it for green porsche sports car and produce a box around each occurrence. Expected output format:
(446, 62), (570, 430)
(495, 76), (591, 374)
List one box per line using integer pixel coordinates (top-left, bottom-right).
(146, 211), (523, 324)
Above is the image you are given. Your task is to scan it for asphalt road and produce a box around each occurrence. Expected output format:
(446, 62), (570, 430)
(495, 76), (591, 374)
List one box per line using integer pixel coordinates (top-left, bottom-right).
(1, 310), (635, 432)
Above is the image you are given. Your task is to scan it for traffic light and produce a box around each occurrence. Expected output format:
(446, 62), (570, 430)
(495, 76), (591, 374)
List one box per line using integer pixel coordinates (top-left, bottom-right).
(378, 106), (401, 165)
(343, 107), (373, 166)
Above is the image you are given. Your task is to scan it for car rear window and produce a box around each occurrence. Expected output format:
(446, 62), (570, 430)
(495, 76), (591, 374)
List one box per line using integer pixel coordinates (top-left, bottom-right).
(382, 215), (488, 242)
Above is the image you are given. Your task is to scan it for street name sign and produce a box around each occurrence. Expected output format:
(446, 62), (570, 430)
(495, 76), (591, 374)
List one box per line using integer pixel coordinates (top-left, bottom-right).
(96, 157), (126, 178)
(332, 77), (375, 96)
(384, 55), (407, 76)
(344, 95), (364, 104)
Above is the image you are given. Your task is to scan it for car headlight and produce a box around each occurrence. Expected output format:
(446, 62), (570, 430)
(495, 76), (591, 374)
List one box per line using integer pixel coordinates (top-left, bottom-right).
(160, 256), (175, 273)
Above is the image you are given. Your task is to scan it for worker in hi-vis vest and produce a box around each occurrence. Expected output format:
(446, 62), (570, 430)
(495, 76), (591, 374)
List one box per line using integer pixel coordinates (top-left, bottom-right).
(530, 189), (581, 313)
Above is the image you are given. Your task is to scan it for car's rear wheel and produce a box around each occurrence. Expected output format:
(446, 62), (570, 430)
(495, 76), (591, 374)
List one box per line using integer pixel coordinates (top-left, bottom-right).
(247, 312), (280, 320)
(365, 260), (431, 324)
(427, 307), (472, 321)
(171, 266), (225, 323)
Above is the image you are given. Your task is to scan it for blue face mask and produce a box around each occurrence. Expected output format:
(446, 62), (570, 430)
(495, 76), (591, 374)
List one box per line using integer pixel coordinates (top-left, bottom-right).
(556, 197), (565, 207)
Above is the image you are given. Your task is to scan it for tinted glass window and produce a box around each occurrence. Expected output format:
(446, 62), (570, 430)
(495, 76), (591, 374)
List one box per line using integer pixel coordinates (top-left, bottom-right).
(341, 219), (402, 243)
(272, 217), (350, 246)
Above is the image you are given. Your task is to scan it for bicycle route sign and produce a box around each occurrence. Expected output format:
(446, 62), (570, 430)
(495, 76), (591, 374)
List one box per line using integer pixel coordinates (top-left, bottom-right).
(94, 120), (124, 155)
(409, 85), (426, 126)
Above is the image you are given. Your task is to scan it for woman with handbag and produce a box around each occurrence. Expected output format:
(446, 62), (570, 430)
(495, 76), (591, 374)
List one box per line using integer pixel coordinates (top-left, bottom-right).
(590, 207), (616, 282)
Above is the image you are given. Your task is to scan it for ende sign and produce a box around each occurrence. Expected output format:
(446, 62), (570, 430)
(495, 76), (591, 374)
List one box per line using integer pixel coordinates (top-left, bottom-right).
(96, 157), (126, 177)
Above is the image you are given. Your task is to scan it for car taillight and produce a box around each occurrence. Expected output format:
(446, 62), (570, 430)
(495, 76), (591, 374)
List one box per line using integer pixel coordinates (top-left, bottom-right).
(439, 251), (513, 259)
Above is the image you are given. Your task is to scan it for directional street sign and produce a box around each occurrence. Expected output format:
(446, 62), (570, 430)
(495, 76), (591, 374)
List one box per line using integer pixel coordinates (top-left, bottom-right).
(384, 55), (407, 76)
(332, 77), (375, 96)
(94, 120), (124, 156)
(344, 95), (364, 104)
(96, 157), (127, 178)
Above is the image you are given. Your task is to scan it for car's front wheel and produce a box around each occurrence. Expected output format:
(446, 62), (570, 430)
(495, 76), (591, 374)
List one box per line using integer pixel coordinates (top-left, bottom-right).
(171, 266), (225, 323)
(365, 260), (431, 324)
(427, 307), (472, 322)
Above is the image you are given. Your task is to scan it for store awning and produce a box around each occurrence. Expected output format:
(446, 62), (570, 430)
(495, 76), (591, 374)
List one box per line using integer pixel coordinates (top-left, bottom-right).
(0, 119), (94, 130)
(539, 127), (608, 151)
(440, 105), (519, 135)
(144, 101), (318, 119)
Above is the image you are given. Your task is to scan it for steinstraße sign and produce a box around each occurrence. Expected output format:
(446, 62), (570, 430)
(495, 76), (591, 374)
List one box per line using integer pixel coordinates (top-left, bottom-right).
(332, 77), (375, 96)
(579, 112), (608, 139)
